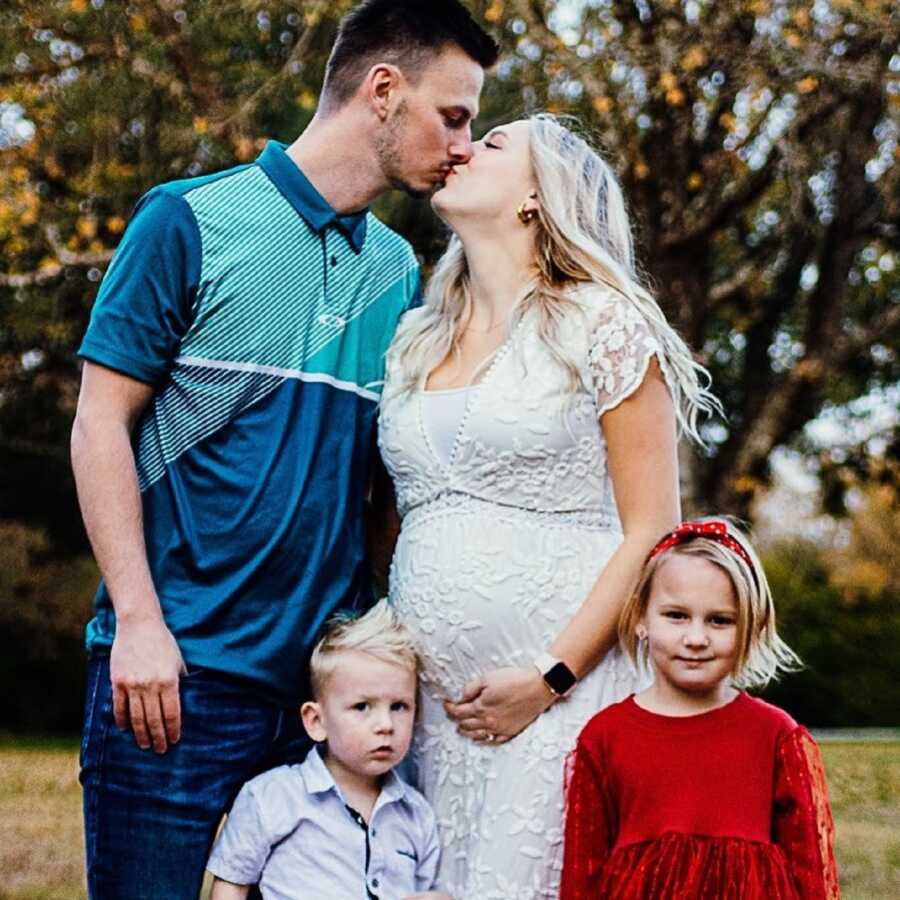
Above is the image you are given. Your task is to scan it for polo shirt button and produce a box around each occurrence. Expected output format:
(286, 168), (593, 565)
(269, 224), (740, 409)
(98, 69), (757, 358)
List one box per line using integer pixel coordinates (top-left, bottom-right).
(330, 255), (338, 266)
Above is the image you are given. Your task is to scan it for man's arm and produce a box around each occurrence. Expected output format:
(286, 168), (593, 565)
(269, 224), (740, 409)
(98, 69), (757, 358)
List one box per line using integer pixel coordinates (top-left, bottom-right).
(71, 361), (185, 754)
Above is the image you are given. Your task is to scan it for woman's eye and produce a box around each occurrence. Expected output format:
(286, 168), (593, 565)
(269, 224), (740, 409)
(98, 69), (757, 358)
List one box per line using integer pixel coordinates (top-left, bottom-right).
(484, 140), (501, 150)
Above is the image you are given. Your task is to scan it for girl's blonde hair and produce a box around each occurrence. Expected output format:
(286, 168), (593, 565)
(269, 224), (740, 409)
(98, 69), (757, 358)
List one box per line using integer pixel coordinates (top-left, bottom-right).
(309, 599), (420, 699)
(619, 517), (801, 689)
(386, 112), (721, 443)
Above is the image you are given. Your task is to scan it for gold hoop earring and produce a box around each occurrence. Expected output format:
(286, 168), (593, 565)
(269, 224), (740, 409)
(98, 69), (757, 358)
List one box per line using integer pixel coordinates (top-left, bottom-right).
(517, 203), (537, 225)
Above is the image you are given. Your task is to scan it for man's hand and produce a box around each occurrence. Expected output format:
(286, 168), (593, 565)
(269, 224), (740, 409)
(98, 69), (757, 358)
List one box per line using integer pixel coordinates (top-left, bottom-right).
(110, 615), (186, 753)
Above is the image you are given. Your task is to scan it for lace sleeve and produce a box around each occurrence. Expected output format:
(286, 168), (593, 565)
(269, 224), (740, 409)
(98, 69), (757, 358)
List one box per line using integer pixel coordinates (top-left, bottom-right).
(772, 727), (841, 900)
(588, 297), (666, 418)
(559, 739), (617, 900)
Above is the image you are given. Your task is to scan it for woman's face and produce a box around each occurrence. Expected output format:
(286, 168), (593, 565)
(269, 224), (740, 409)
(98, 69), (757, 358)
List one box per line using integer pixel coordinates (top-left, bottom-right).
(431, 119), (536, 226)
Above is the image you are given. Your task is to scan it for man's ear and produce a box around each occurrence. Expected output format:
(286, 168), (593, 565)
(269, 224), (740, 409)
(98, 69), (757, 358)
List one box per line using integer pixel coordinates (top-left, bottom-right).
(301, 701), (327, 742)
(365, 62), (402, 121)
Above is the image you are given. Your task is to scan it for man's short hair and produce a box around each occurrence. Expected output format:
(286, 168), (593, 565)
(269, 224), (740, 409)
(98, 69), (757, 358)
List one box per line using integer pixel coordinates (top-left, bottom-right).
(309, 599), (421, 699)
(322, 0), (499, 108)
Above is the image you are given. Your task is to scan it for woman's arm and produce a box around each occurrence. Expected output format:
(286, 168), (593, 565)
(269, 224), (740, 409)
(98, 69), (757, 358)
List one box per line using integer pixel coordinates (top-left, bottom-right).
(446, 360), (679, 742)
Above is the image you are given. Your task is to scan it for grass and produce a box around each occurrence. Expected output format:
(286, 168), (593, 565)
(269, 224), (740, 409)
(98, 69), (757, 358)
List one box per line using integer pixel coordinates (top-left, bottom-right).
(0, 740), (897, 899)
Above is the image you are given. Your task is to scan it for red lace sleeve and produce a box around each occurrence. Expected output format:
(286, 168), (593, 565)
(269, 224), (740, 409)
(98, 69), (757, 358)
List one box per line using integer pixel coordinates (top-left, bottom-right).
(772, 727), (841, 899)
(559, 738), (617, 900)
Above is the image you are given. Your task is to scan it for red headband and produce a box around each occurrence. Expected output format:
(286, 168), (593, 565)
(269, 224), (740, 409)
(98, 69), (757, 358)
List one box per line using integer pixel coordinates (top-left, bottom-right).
(648, 520), (754, 571)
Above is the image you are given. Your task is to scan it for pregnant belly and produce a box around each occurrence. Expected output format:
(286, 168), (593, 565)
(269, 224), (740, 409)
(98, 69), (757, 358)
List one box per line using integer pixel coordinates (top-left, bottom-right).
(389, 507), (622, 696)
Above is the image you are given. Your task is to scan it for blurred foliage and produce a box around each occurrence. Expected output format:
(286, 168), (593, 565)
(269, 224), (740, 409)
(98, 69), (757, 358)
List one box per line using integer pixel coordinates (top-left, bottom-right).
(761, 524), (899, 727)
(1, 2), (899, 729)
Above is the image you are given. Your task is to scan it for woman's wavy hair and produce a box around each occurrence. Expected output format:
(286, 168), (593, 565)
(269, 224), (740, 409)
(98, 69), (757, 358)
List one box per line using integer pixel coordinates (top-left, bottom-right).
(386, 113), (721, 442)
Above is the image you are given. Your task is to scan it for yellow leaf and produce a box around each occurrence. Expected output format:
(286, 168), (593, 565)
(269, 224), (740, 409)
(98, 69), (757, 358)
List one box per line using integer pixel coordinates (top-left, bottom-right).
(129, 14), (147, 32)
(785, 31), (802, 49)
(718, 112), (737, 131)
(20, 209), (38, 227)
(666, 88), (686, 107)
(793, 9), (810, 29)
(106, 216), (126, 234)
(485, 1), (504, 23)
(11, 166), (29, 183)
(687, 172), (703, 191)
(76, 217), (97, 239)
(681, 46), (707, 72)
(193, 116), (208, 134)
(592, 96), (613, 115)
(796, 77), (818, 94)
(70, 0), (88, 11)
(659, 72), (678, 92)
(89, 239), (105, 254)
(297, 90), (317, 111)
(634, 161), (650, 180)
(234, 137), (255, 162)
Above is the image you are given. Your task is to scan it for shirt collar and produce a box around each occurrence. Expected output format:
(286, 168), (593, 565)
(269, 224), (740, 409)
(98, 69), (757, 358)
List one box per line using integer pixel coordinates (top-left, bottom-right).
(301, 745), (409, 806)
(256, 140), (368, 252)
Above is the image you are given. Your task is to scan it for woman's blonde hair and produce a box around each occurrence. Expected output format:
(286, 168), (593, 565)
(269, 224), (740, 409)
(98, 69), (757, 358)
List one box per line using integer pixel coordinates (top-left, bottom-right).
(309, 599), (420, 699)
(386, 112), (721, 442)
(619, 517), (801, 689)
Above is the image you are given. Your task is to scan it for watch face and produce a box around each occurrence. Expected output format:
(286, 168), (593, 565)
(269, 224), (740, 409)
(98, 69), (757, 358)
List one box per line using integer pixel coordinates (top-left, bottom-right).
(546, 662), (576, 695)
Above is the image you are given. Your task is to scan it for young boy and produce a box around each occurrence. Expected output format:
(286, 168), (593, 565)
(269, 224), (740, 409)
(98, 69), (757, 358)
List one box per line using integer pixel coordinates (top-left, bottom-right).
(207, 600), (450, 900)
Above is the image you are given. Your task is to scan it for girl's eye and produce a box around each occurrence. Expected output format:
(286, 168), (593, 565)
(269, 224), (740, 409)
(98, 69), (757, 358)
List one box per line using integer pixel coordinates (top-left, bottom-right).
(712, 616), (736, 627)
(664, 611), (687, 620)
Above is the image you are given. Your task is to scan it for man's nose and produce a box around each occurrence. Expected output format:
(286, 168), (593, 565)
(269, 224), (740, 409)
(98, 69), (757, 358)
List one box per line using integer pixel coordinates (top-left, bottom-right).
(449, 130), (473, 163)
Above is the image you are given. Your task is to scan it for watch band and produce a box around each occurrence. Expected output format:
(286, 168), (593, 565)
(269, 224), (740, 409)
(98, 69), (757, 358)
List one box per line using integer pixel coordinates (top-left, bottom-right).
(533, 652), (577, 697)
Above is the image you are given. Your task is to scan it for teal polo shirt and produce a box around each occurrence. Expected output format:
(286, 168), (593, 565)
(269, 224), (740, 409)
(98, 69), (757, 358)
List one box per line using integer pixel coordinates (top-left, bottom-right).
(78, 141), (421, 705)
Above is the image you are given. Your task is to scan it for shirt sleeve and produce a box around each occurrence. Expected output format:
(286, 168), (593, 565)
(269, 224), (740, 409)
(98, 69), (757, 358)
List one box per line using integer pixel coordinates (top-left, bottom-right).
(559, 737), (617, 900)
(587, 292), (667, 419)
(78, 187), (201, 386)
(206, 781), (276, 886)
(414, 802), (441, 891)
(772, 727), (841, 900)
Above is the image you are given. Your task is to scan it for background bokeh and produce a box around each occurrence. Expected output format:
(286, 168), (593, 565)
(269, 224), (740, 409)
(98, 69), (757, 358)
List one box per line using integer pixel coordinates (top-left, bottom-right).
(1, 0), (898, 733)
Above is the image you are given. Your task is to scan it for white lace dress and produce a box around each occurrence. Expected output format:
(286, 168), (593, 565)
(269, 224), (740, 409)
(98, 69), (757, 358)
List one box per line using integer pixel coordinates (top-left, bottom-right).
(378, 286), (665, 900)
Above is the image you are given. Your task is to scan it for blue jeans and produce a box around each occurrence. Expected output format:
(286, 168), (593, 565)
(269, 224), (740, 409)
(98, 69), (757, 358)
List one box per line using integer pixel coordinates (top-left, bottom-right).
(80, 655), (311, 899)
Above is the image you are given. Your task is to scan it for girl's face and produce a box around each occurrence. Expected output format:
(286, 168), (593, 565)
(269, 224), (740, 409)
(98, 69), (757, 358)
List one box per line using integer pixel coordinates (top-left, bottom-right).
(639, 554), (740, 701)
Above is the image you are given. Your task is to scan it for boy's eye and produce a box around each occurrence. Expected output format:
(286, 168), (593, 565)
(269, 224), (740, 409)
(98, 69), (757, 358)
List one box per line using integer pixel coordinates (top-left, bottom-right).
(352, 702), (369, 711)
(390, 701), (411, 712)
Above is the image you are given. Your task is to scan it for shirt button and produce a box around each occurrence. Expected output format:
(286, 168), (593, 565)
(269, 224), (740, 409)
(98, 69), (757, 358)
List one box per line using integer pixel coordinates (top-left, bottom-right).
(372, 878), (379, 888)
(330, 255), (338, 267)
(371, 828), (377, 837)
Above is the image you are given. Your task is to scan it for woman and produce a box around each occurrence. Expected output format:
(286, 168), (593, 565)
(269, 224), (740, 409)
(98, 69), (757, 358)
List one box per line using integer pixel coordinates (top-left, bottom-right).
(378, 114), (719, 899)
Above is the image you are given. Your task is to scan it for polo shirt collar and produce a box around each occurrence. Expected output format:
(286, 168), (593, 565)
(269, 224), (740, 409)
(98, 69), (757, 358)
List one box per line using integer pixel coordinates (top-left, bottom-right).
(301, 745), (409, 805)
(256, 140), (368, 252)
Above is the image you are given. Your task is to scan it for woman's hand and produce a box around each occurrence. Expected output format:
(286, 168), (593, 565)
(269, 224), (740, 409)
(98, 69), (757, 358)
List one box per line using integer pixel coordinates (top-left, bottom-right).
(443, 666), (556, 745)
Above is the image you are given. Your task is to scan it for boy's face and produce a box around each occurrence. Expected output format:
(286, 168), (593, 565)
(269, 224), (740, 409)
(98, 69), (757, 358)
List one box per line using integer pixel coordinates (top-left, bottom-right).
(302, 650), (417, 782)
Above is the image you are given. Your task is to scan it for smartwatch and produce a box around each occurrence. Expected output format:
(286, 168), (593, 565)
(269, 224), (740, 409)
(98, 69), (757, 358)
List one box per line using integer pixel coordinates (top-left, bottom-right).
(533, 652), (577, 697)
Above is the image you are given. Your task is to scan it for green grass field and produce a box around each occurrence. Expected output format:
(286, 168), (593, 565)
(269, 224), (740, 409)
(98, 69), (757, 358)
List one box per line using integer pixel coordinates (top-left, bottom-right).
(1, 739), (897, 899)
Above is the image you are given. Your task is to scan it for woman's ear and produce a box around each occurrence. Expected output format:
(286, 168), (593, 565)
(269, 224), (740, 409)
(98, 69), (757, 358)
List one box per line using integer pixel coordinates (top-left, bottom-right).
(301, 701), (327, 742)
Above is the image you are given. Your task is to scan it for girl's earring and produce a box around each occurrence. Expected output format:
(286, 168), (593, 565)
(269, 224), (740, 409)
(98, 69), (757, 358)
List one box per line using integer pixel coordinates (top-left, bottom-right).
(636, 627), (648, 641)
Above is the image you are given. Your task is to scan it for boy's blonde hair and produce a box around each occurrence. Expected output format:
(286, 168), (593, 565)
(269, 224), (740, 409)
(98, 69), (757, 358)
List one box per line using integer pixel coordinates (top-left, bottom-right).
(619, 517), (800, 689)
(309, 599), (420, 699)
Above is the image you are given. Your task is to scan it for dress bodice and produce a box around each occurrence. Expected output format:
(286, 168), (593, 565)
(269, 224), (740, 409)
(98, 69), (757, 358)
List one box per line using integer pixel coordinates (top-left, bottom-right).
(378, 284), (668, 525)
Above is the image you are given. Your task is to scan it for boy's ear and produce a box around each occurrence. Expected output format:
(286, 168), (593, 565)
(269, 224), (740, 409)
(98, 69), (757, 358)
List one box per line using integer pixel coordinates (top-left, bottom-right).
(301, 701), (327, 743)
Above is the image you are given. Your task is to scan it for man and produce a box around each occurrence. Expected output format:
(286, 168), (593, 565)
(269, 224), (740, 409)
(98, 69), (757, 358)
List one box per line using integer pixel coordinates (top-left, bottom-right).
(71, 2), (497, 896)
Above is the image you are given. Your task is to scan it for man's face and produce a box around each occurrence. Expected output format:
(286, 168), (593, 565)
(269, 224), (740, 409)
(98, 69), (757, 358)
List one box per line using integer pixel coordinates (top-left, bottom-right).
(376, 45), (484, 197)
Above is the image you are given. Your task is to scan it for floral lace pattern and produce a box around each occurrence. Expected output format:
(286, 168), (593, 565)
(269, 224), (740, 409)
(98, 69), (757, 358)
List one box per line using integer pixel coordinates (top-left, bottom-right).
(379, 285), (666, 899)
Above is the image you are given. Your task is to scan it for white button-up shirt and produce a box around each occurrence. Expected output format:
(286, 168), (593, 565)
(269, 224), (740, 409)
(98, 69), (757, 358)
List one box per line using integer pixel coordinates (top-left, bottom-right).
(207, 747), (440, 900)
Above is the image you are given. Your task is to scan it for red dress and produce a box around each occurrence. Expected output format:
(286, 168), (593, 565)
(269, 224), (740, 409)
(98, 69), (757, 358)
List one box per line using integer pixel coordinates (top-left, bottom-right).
(560, 692), (840, 899)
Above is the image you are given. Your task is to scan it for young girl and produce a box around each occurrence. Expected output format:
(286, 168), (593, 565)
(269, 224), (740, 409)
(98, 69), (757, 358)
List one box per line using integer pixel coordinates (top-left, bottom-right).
(560, 518), (840, 899)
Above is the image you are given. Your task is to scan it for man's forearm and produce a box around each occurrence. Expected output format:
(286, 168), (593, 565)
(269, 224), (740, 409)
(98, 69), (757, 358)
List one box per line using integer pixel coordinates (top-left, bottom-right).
(71, 412), (162, 621)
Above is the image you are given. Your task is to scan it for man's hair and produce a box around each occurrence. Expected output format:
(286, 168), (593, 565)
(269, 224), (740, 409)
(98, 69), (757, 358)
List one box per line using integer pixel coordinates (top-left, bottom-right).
(309, 599), (421, 699)
(322, 0), (499, 109)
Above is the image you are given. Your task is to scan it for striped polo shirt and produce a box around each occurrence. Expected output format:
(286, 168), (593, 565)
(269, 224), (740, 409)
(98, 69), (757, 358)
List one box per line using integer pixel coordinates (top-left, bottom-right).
(79, 141), (420, 705)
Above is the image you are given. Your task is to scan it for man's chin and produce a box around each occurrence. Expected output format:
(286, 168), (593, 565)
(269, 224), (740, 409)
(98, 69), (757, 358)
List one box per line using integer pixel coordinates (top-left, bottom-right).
(389, 173), (443, 200)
